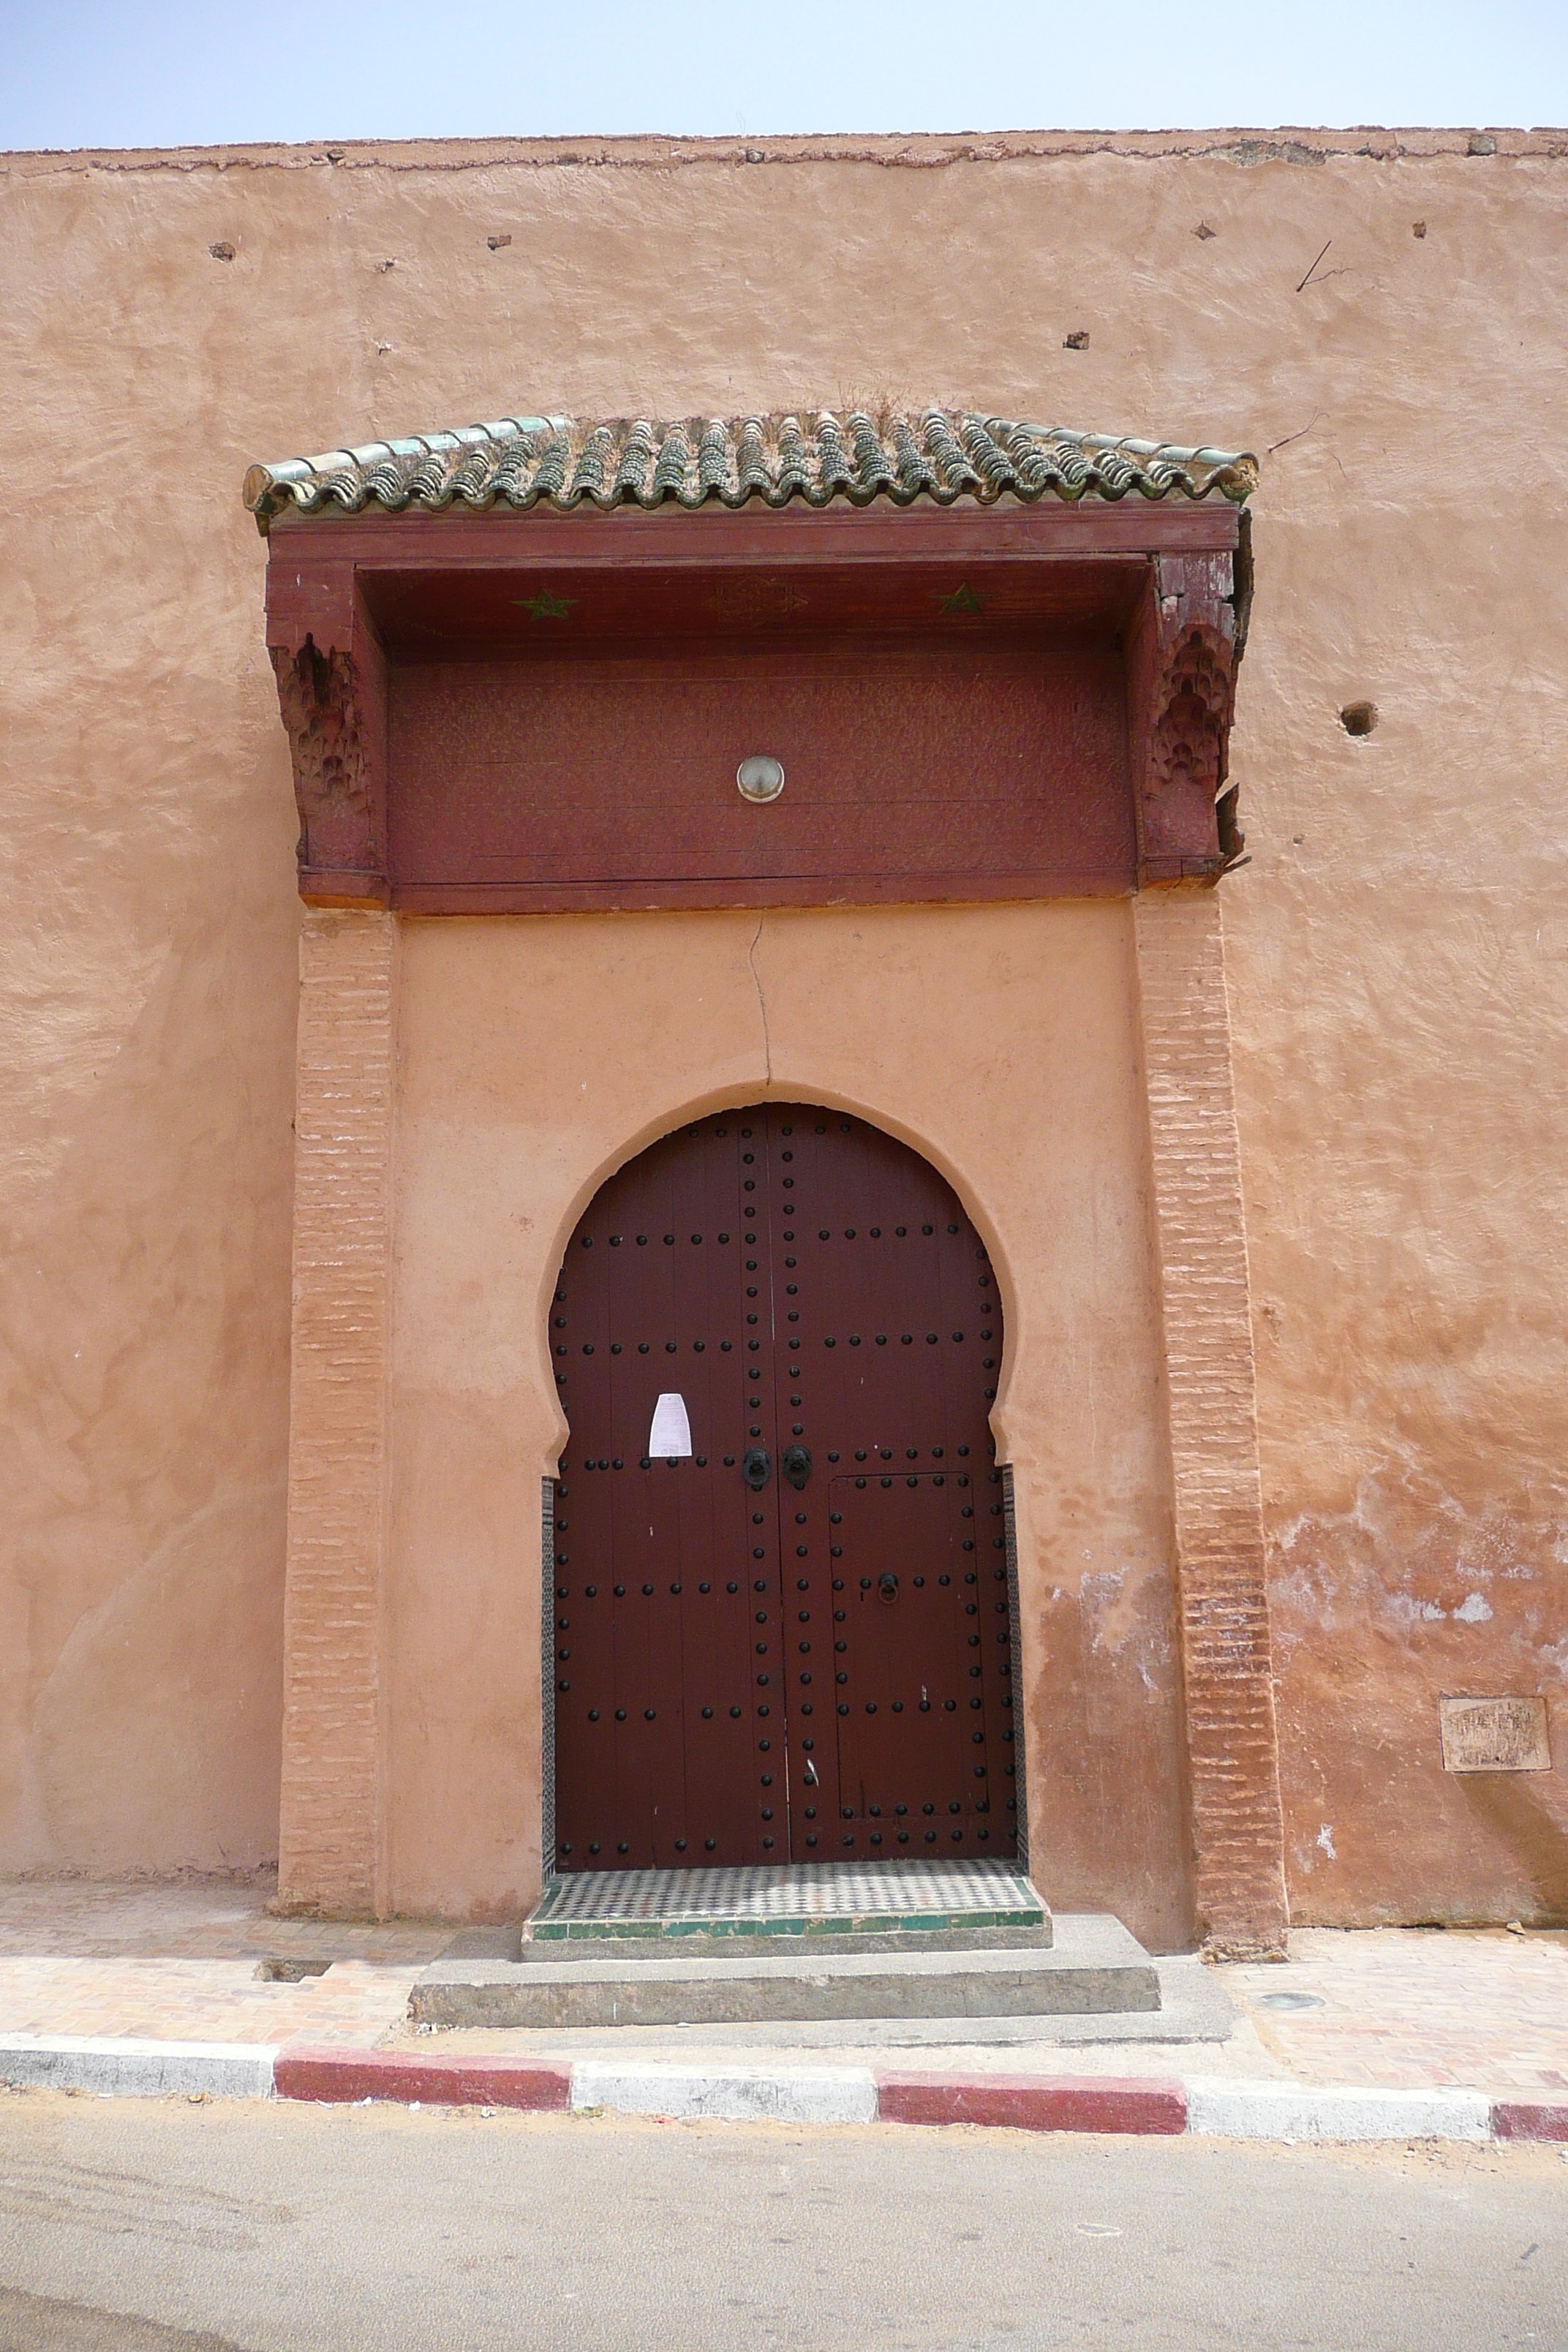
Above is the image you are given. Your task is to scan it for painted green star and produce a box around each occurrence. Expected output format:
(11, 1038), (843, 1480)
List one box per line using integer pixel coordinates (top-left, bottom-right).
(516, 589), (578, 620)
(935, 583), (987, 616)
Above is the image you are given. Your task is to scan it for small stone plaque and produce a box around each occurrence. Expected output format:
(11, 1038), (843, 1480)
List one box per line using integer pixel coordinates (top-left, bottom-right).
(1439, 1695), (1551, 1773)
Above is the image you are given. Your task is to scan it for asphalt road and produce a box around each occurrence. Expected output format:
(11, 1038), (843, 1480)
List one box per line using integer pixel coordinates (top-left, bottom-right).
(0, 2092), (1564, 2351)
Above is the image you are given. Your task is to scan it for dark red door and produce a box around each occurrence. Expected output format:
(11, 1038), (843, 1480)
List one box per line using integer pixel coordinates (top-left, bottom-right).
(549, 1105), (1014, 1872)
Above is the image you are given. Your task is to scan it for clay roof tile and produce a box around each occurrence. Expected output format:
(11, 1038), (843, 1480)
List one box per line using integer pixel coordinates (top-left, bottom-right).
(242, 409), (1256, 532)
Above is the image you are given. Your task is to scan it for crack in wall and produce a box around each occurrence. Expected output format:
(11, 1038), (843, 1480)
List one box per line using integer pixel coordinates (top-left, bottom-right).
(747, 913), (772, 1085)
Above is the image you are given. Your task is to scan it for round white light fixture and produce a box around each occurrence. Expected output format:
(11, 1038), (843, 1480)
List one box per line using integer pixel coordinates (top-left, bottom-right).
(736, 755), (785, 804)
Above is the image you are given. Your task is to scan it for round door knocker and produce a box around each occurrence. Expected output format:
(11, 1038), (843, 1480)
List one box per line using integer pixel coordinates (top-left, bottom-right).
(878, 1572), (900, 1604)
(736, 754), (785, 804)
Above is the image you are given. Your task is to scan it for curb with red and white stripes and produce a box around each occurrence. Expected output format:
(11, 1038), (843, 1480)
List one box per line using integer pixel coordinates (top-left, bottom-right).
(2, 2037), (1565, 2144)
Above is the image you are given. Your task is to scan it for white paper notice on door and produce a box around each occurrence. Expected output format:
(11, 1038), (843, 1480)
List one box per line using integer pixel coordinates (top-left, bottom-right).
(647, 1392), (693, 1458)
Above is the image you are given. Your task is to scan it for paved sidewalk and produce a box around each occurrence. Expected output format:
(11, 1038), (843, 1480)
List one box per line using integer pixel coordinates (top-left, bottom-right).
(1224, 1926), (1568, 2093)
(0, 1874), (448, 1964)
(0, 1876), (440, 2051)
(1, 1879), (1564, 2102)
(391, 1926), (1568, 2097)
(0, 1956), (419, 2048)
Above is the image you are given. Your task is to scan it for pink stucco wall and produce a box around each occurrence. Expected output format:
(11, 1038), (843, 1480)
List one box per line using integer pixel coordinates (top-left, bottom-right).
(385, 903), (1192, 1945)
(2, 125), (1564, 1923)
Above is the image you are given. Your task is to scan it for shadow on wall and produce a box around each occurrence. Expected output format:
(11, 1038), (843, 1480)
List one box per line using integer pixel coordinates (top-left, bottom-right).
(1, 724), (298, 1875)
(32, 1485), (285, 1873)
(1458, 1771), (1568, 1925)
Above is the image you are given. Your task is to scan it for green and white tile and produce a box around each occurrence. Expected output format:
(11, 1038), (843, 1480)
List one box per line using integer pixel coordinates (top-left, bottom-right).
(529, 1858), (1045, 1943)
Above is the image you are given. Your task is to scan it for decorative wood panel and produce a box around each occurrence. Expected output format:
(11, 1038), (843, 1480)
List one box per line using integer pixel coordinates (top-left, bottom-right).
(263, 502), (1248, 913)
(388, 639), (1132, 912)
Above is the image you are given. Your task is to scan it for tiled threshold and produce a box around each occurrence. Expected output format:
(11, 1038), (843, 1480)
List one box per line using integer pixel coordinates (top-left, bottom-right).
(527, 1858), (1046, 1945)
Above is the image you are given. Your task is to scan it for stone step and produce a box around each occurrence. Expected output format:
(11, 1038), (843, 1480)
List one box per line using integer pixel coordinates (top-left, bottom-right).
(519, 1921), (1058, 1963)
(411, 1912), (1160, 2030)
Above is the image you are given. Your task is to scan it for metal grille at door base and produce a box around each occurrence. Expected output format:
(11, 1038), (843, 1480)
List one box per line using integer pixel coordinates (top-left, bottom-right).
(530, 1857), (1044, 1942)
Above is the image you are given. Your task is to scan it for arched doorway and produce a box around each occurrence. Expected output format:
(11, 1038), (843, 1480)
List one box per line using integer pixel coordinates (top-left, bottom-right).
(549, 1104), (1014, 1874)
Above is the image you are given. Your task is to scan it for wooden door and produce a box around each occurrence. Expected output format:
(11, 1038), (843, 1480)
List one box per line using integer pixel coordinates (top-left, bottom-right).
(550, 1106), (1014, 1872)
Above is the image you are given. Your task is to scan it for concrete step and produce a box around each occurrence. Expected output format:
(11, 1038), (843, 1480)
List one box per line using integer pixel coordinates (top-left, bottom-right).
(519, 1921), (1057, 1963)
(410, 1912), (1160, 2030)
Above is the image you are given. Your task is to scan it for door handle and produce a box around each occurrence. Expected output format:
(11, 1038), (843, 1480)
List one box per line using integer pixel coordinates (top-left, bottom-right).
(781, 1444), (812, 1490)
(742, 1447), (772, 1490)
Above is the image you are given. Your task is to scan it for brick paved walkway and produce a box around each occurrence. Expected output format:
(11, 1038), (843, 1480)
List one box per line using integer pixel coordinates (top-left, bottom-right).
(1222, 1926), (1568, 2093)
(0, 1957), (418, 2047)
(0, 1874), (448, 1964)
(2, 1882), (1564, 2087)
(0, 1877), (442, 2050)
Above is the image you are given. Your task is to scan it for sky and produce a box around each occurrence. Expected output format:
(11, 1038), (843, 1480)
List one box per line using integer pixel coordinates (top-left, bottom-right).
(2, 0), (1566, 151)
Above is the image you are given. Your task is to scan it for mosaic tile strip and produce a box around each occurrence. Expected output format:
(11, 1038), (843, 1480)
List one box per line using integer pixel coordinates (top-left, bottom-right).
(532, 1858), (1044, 1940)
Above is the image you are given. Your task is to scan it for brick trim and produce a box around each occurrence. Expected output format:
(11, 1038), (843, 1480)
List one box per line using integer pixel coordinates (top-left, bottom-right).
(1132, 891), (1288, 1955)
(277, 894), (1285, 1938)
(278, 910), (398, 1915)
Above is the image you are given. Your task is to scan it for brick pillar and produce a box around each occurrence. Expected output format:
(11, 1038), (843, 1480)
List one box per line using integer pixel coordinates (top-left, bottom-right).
(1133, 890), (1288, 1956)
(278, 909), (397, 1915)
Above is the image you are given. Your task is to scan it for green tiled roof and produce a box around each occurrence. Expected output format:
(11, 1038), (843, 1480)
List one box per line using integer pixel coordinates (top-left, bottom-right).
(244, 409), (1256, 531)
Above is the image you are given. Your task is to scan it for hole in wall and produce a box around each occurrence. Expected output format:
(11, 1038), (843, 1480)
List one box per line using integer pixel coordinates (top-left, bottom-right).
(1340, 701), (1379, 738)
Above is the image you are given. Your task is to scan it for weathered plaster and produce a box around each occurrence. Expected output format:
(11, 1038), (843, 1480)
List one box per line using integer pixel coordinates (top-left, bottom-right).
(385, 903), (1194, 1948)
(2, 130), (1564, 1918)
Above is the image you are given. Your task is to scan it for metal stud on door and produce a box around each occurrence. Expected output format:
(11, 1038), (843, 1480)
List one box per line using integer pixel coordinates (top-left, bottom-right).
(549, 1105), (1011, 1872)
(772, 1109), (1011, 1862)
(549, 1117), (785, 1870)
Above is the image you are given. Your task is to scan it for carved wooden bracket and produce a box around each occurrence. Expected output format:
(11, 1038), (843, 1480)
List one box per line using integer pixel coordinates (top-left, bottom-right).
(271, 642), (371, 814)
(266, 568), (389, 907)
(1129, 549), (1246, 886)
